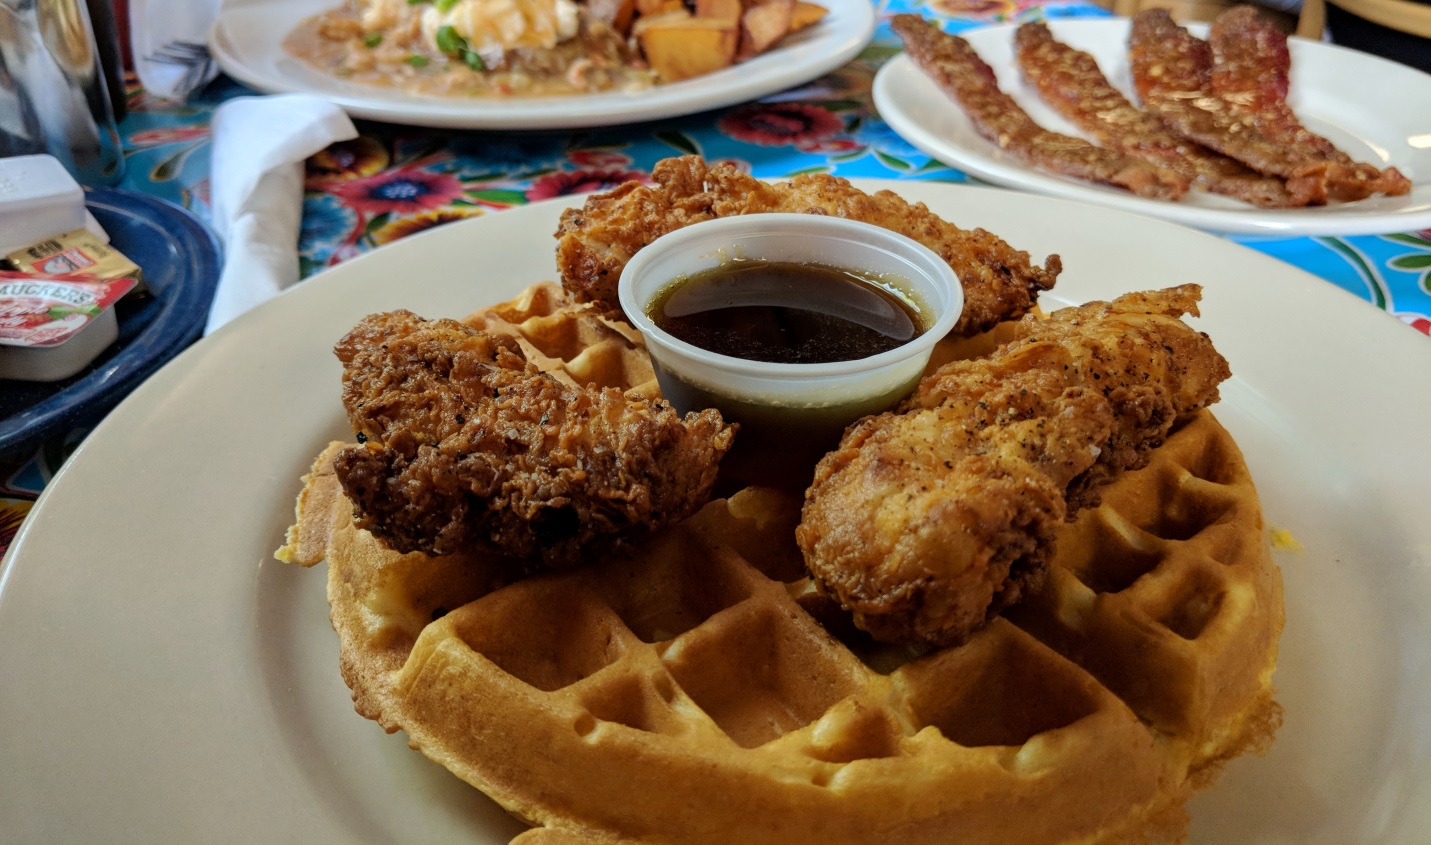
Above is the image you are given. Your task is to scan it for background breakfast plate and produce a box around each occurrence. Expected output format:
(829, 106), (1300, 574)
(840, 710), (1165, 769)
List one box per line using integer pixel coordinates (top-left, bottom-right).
(209, 0), (876, 130)
(873, 18), (1431, 237)
(2, 183), (1429, 843)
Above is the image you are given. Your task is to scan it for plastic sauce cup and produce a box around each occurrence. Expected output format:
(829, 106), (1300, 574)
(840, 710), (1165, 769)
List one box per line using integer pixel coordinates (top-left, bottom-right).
(618, 213), (964, 487)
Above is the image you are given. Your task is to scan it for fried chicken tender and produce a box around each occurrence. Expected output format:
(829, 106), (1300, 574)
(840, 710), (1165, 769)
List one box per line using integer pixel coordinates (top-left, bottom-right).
(796, 285), (1230, 647)
(331, 309), (736, 569)
(554, 155), (1061, 338)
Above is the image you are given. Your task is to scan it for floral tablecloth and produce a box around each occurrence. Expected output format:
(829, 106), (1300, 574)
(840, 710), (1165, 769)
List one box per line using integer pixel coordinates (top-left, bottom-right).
(2, 0), (1428, 556)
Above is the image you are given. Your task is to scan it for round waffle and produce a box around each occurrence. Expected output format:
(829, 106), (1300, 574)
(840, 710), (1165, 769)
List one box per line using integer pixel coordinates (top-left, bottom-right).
(278, 283), (1283, 845)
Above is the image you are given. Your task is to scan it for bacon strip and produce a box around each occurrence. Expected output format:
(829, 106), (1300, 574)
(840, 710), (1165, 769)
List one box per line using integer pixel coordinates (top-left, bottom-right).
(893, 14), (1188, 201)
(1127, 9), (1334, 205)
(1013, 21), (1297, 208)
(1207, 5), (1410, 200)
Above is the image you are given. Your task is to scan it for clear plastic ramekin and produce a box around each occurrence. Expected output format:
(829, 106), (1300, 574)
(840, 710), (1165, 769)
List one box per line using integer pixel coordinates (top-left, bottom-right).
(618, 213), (964, 486)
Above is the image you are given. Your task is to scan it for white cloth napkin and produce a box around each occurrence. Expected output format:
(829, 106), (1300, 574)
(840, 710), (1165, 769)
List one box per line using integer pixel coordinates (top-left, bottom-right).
(204, 95), (357, 335)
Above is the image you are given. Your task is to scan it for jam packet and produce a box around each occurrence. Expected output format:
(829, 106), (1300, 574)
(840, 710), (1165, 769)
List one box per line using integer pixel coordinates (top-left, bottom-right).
(0, 271), (137, 382)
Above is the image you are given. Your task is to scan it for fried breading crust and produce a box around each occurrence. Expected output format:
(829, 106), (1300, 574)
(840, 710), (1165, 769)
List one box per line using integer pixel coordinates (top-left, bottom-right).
(797, 285), (1230, 647)
(554, 155), (1060, 338)
(332, 309), (735, 568)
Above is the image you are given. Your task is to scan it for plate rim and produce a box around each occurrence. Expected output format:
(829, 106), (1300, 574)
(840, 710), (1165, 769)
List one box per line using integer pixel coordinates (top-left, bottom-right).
(208, 0), (877, 130)
(872, 17), (1431, 236)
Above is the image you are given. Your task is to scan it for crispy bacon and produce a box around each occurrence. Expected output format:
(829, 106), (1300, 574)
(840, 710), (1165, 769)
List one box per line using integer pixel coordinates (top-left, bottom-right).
(1127, 9), (1333, 205)
(1013, 21), (1295, 208)
(893, 14), (1188, 201)
(1207, 6), (1410, 200)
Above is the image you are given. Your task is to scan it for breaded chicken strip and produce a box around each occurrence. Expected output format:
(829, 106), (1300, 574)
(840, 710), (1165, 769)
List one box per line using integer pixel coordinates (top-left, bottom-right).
(797, 285), (1230, 646)
(332, 309), (735, 569)
(554, 155), (1060, 338)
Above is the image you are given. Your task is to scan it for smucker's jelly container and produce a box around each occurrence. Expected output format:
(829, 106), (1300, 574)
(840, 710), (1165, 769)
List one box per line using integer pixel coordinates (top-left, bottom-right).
(618, 214), (964, 488)
(0, 271), (136, 382)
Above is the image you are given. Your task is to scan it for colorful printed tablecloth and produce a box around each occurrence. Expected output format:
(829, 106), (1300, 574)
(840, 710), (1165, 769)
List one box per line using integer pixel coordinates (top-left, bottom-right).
(3, 0), (1428, 556)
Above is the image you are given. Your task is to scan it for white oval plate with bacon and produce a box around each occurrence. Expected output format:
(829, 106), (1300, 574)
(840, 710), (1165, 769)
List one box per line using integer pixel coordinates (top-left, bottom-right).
(875, 17), (1431, 236)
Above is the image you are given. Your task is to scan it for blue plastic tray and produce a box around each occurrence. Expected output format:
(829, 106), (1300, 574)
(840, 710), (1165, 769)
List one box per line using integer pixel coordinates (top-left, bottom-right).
(0, 188), (221, 464)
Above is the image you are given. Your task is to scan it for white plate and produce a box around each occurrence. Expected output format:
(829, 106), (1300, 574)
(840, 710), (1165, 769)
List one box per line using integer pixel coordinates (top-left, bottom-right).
(2, 183), (1430, 843)
(209, 0), (875, 130)
(873, 18), (1431, 236)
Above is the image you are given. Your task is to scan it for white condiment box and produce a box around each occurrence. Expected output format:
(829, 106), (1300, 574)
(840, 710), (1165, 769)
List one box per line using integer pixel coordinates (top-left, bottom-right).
(0, 154), (108, 256)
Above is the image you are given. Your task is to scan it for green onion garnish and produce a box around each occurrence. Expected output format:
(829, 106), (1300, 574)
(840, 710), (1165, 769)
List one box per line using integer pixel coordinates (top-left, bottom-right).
(433, 23), (484, 71)
(435, 24), (466, 55)
(363, 33), (383, 48)
(406, 54), (430, 67)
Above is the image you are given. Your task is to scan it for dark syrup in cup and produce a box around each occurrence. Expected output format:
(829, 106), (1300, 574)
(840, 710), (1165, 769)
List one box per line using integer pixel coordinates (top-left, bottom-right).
(618, 214), (964, 489)
(648, 259), (924, 365)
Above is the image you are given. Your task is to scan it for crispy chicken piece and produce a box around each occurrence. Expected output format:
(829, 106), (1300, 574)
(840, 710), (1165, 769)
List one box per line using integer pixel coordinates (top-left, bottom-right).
(332, 309), (736, 568)
(796, 285), (1230, 647)
(554, 155), (1061, 338)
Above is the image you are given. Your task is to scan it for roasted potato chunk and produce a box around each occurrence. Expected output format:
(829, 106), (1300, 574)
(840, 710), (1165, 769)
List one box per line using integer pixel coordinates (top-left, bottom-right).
(634, 0), (826, 81)
(638, 13), (740, 81)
